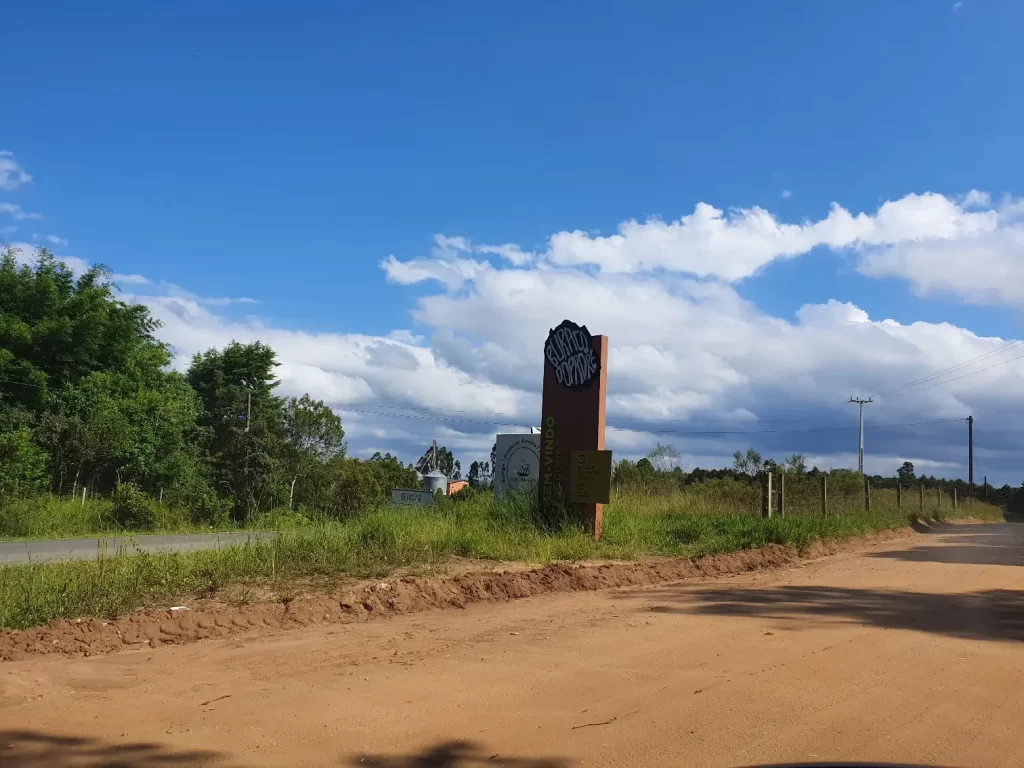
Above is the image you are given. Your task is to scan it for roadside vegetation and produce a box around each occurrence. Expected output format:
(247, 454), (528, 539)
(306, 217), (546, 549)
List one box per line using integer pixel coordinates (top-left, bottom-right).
(0, 246), (1017, 632)
(0, 487), (1005, 631)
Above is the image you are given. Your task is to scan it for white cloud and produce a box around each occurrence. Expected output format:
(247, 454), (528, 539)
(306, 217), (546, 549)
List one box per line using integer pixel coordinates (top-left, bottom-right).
(857, 198), (1024, 306)
(112, 273), (150, 285)
(0, 151), (32, 191)
(8, 179), (1023, 480)
(0, 203), (43, 221)
(381, 254), (490, 291)
(781, 190), (792, 199)
(108, 235), (1024, 481)
(540, 193), (1000, 280)
(385, 192), (1024, 309)
(43, 234), (68, 247)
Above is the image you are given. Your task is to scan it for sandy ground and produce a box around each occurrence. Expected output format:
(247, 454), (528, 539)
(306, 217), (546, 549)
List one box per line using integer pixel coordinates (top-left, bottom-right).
(2, 522), (1023, 768)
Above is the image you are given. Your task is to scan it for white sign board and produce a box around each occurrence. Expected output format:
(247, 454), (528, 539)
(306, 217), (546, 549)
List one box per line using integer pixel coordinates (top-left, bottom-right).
(495, 433), (541, 498)
(391, 488), (434, 506)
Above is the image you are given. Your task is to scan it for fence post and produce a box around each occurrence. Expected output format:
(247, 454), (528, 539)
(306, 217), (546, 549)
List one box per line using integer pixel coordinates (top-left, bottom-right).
(159, 487), (164, 505)
(937, 487), (941, 508)
(763, 473), (773, 519)
(953, 487), (957, 510)
(779, 472), (786, 517)
(864, 476), (871, 513)
(897, 483), (902, 510)
(81, 486), (86, 507)
(821, 475), (828, 516)
(919, 484), (924, 516)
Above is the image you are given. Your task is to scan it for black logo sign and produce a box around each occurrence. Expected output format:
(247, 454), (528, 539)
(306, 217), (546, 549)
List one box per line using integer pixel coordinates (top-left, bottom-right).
(544, 319), (599, 390)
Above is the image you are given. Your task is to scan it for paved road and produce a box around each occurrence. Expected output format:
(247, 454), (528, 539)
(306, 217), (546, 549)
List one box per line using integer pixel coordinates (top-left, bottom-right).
(0, 531), (275, 564)
(2, 523), (1023, 767)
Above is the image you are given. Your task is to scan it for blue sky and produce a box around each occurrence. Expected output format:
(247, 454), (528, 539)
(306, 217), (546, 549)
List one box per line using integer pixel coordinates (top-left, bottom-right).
(4, 1), (1024, 483)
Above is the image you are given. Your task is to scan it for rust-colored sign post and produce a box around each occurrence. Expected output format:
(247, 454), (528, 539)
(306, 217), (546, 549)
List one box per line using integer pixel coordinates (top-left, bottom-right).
(539, 320), (609, 539)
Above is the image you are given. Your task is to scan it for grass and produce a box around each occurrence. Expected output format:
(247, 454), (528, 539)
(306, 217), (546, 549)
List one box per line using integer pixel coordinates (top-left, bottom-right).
(0, 488), (1005, 631)
(0, 496), (242, 540)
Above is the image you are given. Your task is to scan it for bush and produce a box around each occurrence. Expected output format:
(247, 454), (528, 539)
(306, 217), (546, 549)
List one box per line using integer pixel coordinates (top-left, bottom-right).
(0, 428), (49, 500)
(165, 480), (232, 527)
(110, 483), (156, 530)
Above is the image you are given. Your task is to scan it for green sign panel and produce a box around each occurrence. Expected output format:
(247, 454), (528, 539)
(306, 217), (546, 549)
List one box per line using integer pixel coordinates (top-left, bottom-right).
(570, 450), (612, 504)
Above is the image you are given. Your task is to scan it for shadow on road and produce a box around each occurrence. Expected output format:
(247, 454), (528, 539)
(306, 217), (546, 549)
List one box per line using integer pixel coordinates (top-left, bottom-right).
(616, 583), (1024, 643)
(0, 729), (224, 767)
(873, 524), (1024, 567)
(743, 764), (957, 767)
(346, 739), (570, 767)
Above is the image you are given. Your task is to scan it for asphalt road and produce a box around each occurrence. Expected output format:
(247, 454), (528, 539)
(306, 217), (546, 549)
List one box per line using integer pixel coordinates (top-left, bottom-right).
(0, 531), (275, 564)
(2, 522), (1022, 767)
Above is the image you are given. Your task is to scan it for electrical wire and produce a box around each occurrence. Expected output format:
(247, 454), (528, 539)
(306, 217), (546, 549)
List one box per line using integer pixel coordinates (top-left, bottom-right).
(873, 339), (1022, 398)
(339, 405), (962, 436)
(878, 352), (1024, 399)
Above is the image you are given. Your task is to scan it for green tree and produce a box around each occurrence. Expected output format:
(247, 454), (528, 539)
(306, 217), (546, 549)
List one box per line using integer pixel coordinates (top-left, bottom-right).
(732, 448), (763, 476)
(187, 341), (285, 519)
(897, 461), (916, 483)
(0, 247), (166, 415)
(647, 442), (681, 472)
(784, 453), (807, 474)
(282, 394), (345, 509)
(0, 427), (49, 499)
(467, 460), (491, 488)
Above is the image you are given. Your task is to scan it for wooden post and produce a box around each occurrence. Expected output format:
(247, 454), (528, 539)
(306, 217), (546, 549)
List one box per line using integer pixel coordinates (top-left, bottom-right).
(81, 486), (86, 507)
(864, 476), (871, 513)
(159, 487), (164, 505)
(897, 483), (902, 510)
(779, 472), (786, 518)
(919, 484), (924, 516)
(821, 475), (828, 516)
(985, 476), (988, 502)
(953, 487), (957, 510)
(763, 473), (773, 519)
(937, 487), (942, 507)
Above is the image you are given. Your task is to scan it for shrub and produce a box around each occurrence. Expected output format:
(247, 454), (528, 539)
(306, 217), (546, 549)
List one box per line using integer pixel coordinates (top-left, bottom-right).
(110, 483), (156, 529)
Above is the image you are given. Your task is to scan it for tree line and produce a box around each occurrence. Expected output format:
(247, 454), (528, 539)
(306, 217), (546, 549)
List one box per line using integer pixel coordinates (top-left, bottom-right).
(0, 249), (427, 524)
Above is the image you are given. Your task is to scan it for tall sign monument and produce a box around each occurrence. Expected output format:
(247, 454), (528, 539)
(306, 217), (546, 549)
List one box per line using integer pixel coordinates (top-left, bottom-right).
(539, 320), (610, 539)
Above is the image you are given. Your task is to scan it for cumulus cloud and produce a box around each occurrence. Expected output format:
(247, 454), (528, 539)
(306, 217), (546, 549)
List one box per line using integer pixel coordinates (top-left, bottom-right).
(389, 191), (1024, 309)
(857, 199), (1024, 306)
(0, 150), (32, 191)
(12, 184), (1024, 480)
(108, 240), (1024, 481)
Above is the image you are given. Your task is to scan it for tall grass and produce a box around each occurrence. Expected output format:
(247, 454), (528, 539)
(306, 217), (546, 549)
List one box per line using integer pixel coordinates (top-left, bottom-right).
(0, 496), (240, 539)
(0, 489), (1004, 630)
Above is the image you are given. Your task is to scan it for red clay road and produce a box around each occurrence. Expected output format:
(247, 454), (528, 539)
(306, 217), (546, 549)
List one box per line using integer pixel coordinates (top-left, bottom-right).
(2, 522), (1024, 767)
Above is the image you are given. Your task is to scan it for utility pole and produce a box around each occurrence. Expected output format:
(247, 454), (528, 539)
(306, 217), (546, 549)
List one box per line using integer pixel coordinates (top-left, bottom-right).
(848, 397), (873, 474)
(967, 415), (974, 503)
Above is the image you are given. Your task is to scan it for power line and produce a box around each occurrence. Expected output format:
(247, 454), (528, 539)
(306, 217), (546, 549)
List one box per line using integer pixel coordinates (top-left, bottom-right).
(873, 339), (1021, 398)
(880, 352), (1024, 399)
(1, 375), (979, 435)
(342, 404), (965, 436)
(613, 417), (965, 437)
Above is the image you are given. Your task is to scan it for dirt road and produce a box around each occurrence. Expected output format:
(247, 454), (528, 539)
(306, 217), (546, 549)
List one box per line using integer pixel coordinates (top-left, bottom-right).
(3, 523), (1023, 768)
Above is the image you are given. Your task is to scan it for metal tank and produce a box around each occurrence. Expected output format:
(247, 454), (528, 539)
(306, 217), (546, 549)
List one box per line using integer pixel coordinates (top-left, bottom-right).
(421, 471), (448, 495)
